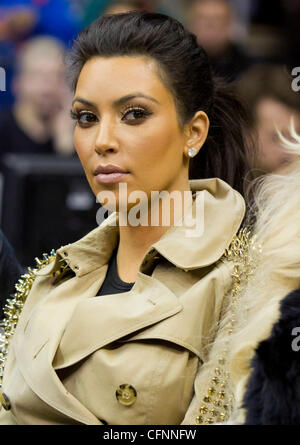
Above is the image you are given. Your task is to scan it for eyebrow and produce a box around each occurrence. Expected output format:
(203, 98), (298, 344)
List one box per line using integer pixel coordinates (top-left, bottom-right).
(72, 93), (160, 107)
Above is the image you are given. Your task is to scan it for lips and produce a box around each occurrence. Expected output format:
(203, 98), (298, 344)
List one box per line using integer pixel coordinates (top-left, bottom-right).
(94, 164), (129, 184)
(94, 164), (128, 175)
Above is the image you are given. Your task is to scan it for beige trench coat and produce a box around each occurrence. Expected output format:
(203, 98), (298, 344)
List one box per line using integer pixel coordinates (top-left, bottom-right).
(0, 178), (245, 425)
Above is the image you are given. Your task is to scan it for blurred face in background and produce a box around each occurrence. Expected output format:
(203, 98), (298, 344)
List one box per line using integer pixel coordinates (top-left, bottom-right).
(104, 0), (157, 14)
(254, 97), (300, 173)
(188, 0), (232, 56)
(13, 51), (67, 119)
(105, 3), (140, 14)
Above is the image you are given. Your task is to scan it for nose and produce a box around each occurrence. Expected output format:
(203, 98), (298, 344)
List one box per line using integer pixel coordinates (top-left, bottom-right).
(94, 118), (119, 155)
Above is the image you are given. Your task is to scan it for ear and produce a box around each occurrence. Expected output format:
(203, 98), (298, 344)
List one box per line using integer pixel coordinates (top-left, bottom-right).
(184, 111), (210, 157)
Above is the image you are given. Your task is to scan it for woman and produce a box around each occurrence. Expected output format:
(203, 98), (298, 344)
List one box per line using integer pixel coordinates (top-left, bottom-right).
(222, 124), (300, 424)
(0, 11), (252, 425)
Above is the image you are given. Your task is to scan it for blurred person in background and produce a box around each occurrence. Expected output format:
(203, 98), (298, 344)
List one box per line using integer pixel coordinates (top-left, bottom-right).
(0, 4), (37, 42)
(247, 0), (290, 66)
(186, 0), (251, 82)
(235, 64), (300, 175)
(0, 0), (81, 111)
(229, 0), (253, 40)
(81, 0), (159, 27)
(281, 0), (300, 68)
(104, 0), (152, 15)
(0, 36), (75, 165)
(0, 1), (80, 47)
(0, 3), (37, 111)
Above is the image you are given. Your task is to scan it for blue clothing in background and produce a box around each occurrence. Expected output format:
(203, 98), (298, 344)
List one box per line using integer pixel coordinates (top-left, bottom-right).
(0, 0), (81, 47)
(0, 0), (81, 111)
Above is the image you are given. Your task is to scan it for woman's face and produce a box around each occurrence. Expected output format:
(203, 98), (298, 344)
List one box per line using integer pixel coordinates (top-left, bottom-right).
(72, 55), (192, 211)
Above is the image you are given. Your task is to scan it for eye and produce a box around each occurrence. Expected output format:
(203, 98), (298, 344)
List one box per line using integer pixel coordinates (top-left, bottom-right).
(70, 110), (98, 127)
(121, 106), (152, 123)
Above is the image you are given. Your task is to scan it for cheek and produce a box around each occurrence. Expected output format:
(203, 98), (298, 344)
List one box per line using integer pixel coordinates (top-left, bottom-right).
(130, 119), (182, 173)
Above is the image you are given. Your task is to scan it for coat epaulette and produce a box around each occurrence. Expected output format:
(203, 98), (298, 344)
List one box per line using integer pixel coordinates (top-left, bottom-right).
(194, 227), (261, 424)
(0, 250), (58, 388)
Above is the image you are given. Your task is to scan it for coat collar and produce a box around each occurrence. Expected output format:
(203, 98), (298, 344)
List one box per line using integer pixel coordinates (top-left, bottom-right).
(38, 178), (245, 278)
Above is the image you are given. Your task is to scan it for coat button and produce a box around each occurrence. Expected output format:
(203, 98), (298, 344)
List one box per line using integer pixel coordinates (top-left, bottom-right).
(0, 391), (11, 410)
(116, 384), (137, 406)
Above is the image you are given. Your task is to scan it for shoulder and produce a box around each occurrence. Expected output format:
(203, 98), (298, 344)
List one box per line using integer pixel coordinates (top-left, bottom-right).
(218, 227), (258, 305)
(0, 249), (69, 346)
(0, 249), (62, 386)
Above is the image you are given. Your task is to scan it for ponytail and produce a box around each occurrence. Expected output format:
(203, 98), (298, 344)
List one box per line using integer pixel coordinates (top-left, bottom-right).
(189, 77), (256, 198)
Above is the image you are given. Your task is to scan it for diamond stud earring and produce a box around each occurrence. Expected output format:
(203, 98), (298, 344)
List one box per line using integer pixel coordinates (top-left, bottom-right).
(188, 147), (197, 158)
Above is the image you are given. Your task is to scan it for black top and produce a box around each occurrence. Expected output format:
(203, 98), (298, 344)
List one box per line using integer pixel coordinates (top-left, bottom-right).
(97, 247), (135, 296)
(0, 109), (55, 158)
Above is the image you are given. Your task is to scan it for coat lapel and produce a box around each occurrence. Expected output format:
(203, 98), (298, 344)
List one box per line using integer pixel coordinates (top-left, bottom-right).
(53, 273), (182, 370)
(13, 268), (182, 424)
(13, 266), (108, 424)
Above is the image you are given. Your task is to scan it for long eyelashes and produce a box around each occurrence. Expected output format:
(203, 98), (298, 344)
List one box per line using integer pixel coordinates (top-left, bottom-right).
(70, 105), (153, 127)
(120, 106), (153, 121)
(70, 109), (97, 126)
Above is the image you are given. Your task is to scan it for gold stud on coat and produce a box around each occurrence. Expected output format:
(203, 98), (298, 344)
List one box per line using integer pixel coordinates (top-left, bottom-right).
(0, 391), (11, 410)
(116, 384), (137, 406)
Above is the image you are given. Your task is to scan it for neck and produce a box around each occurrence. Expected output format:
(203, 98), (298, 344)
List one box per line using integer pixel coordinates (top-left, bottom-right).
(116, 177), (191, 283)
